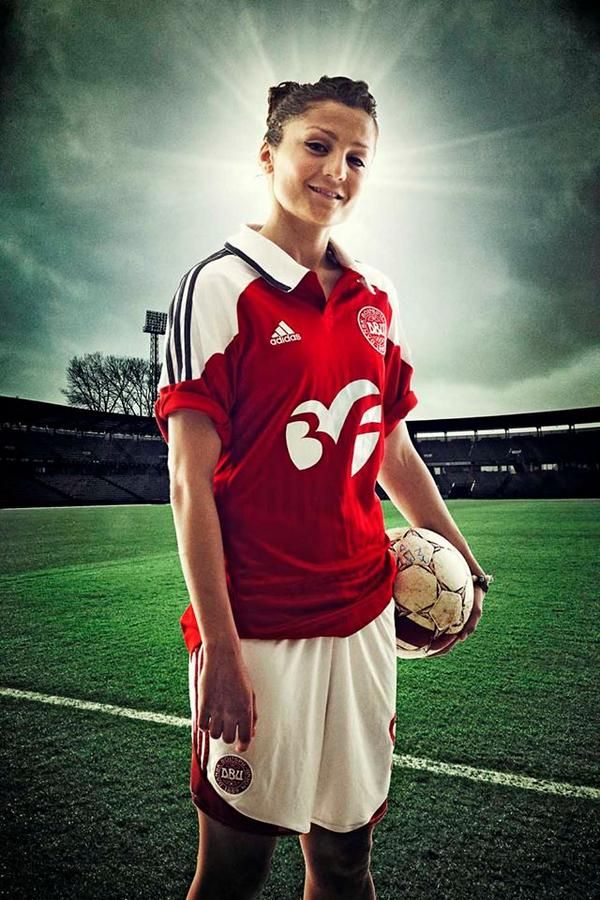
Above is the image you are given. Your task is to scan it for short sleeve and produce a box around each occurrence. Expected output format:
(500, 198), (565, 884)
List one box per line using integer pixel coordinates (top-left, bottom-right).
(381, 275), (418, 436)
(154, 263), (240, 446)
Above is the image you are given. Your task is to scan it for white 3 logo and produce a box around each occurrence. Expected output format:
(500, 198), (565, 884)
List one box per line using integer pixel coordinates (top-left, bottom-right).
(286, 379), (382, 476)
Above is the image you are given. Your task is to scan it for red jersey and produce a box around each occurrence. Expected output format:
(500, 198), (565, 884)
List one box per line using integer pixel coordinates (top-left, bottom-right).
(155, 223), (418, 652)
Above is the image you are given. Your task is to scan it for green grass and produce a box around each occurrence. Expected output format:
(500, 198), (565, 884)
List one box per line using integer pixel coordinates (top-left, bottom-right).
(1, 500), (599, 898)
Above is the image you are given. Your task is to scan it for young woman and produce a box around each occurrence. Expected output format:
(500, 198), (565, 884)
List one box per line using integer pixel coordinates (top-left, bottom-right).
(155, 76), (491, 900)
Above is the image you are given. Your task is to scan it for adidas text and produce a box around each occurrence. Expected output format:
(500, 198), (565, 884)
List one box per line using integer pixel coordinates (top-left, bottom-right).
(270, 320), (302, 345)
(270, 332), (302, 345)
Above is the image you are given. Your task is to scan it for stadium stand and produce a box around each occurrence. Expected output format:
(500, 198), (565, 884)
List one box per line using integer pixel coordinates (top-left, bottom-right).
(405, 408), (599, 500)
(1, 396), (598, 507)
(1, 396), (166, 507)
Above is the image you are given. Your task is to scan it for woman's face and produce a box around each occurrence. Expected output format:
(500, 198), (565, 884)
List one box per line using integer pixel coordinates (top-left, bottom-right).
(260, 100), (377, 229)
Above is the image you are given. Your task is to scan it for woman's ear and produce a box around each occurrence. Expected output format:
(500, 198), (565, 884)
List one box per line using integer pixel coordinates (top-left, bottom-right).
(258, 140), (274, 175)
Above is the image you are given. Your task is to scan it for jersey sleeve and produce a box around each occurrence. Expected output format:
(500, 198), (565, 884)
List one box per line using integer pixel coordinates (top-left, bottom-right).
(382, 275), (418, 436)
(154, 263), (239, 447)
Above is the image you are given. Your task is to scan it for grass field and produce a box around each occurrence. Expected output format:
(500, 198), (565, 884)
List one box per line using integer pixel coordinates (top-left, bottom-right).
(1, 500), (598, 899)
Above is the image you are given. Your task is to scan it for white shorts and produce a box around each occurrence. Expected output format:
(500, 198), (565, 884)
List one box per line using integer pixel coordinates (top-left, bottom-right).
(188, 597), (397, 835)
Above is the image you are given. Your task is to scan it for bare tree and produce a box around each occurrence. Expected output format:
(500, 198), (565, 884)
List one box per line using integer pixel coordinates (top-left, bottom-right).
(62, 353), (154, 416)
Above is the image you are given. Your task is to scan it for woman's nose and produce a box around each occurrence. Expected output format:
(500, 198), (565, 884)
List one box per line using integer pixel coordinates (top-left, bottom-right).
(323, 153), (347, 181)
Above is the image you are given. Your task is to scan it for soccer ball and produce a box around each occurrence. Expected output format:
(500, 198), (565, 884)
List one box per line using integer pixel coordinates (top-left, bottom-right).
(388, 526), (474, 659)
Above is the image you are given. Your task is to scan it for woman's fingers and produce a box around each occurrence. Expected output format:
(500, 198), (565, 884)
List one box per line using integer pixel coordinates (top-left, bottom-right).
(197, 708), (211, 731)
(200, 707), (255, 751)
(222, 719), (238, 745)
(236, 692), (257, 750)
(209, 717), (224, 740)
(236, 718), (252, 752)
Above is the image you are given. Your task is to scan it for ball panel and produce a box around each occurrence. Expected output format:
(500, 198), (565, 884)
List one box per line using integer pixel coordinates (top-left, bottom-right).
(430, 590), (466, 632)
(430, 546), (469, 591)
(393, 564), (438, 625)
(391, 529), (434, 568)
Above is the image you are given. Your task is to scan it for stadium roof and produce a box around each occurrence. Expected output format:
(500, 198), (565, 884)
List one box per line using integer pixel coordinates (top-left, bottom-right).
(410, 406), (600, 434)
(1, 395), (599, 437)
(0, 396), (159, 436)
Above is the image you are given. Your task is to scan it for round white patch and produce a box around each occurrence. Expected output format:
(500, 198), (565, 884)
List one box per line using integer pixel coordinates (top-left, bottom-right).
(214, 754), (253, 795)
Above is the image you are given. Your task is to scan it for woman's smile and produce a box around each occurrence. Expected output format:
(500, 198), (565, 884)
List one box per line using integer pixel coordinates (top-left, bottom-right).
(308, 184), (344, 201)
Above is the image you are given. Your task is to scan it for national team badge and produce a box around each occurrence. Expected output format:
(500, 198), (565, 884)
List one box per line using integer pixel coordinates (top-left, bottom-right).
(214, 755), (253, 795)
(358, 307), (387, 355)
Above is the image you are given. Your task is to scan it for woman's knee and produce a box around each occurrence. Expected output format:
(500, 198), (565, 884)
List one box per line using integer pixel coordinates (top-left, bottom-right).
(194, 809), (277, 894)
(301, 822), (374, 881)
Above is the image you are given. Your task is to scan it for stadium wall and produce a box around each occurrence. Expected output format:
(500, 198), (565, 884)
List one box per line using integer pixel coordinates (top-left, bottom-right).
(1, 396), (598, 507)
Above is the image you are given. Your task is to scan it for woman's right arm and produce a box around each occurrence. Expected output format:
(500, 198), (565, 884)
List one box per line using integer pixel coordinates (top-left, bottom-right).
(168, 408), (257, 753)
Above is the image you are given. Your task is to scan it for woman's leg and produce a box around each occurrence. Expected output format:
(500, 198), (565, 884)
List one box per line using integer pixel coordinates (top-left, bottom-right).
(187, 808), (278, 900)
(299, 821), (376, 900)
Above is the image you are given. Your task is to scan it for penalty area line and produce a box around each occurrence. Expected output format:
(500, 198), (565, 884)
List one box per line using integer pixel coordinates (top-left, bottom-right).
(2, 686), (598, 802)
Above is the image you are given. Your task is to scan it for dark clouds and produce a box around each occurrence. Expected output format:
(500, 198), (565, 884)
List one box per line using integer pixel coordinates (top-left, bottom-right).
(365, 0), (599, 407)
(0, 0), (598, 415)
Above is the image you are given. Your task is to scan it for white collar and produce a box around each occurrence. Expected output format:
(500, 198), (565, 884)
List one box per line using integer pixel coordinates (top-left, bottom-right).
(224, 223), (359, 293)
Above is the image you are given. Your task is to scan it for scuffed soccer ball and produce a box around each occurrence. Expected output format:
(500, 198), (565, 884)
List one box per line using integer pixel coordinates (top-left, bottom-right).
(388, 526), (474, 659)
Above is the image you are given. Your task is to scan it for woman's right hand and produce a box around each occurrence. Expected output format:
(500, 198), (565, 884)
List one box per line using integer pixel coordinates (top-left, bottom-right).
(197, 643), (258, 753)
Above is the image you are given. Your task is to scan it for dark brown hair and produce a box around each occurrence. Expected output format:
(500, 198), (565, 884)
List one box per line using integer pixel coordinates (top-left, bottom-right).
(263, 75), (378, 147)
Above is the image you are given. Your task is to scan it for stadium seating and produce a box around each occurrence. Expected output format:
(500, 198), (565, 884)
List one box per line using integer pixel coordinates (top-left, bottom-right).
(417, 438), (473, 463)
(1, 396), (598, 506)
(106, 472), (170, 504)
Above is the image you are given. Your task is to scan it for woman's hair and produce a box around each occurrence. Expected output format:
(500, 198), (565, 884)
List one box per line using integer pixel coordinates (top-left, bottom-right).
(263, 75), (378, 147)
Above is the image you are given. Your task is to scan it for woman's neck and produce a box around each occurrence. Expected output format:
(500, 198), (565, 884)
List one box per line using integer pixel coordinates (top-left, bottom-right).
(256, 218), (339, 271)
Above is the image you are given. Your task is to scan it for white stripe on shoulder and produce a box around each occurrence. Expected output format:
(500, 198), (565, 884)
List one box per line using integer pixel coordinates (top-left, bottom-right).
(158, 252), (258, 388)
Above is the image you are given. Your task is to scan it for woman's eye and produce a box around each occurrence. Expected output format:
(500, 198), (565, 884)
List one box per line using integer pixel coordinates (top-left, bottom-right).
(305, 142), (365, 169)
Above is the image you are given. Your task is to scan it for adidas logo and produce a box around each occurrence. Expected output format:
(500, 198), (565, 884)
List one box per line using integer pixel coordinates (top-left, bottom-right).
(270, 320), (302, 345)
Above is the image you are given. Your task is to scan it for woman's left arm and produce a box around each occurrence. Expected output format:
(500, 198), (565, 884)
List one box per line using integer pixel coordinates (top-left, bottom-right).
(378, 419), (488, 643)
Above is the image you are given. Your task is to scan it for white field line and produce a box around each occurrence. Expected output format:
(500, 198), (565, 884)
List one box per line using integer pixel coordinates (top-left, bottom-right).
(0, 686), (190, 728)
(391, 754), (599, 800)
(0, 503), (154, 512)
(2, 686), (599, 801)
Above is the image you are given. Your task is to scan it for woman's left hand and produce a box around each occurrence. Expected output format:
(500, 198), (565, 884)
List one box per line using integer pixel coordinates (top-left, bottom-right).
(456, 584), (485, 642)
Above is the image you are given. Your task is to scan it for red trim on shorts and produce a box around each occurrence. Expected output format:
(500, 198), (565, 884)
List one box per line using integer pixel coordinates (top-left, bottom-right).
(194, 649), (201, 758)
(201, 728), (210, 774)
(368, 797), (388, 827)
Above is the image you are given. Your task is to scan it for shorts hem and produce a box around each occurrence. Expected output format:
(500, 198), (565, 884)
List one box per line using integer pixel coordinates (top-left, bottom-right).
(191, 790), (303, 836)
(310, 797), (388, 833)
(191, 790), (388, 836)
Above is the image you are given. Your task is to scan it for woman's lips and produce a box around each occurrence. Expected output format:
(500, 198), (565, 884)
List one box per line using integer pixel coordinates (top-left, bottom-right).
(308, 185), (343, 200)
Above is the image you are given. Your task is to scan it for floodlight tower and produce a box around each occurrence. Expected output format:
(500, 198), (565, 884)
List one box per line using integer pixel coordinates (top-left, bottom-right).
(143, 310), (168, 406)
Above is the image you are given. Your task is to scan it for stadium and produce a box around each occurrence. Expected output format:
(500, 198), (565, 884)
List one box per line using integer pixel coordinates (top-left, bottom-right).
(1, 393), (598, 898)
(1, 394), (597, 507)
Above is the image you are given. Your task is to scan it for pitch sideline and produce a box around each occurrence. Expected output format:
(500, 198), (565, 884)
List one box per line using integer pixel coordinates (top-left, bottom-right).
(2, 686), (598, 802)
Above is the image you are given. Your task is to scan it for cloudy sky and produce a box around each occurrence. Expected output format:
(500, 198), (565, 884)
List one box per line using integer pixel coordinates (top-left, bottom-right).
(1, 0), (598, 420)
